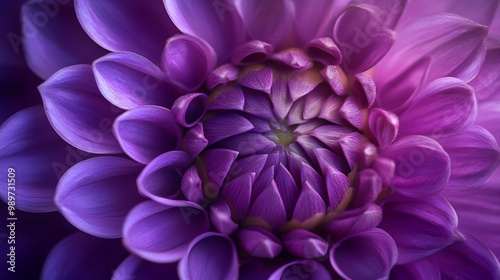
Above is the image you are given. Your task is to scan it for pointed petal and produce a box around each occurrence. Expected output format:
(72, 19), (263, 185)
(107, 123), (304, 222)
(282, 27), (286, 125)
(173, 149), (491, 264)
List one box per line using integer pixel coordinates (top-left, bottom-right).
(215, 133), (276, 156)
(275, 163), (299, 218)
(42, 232), (127, 280)
(288, 68), (323, 101)
(162, 35), (217, 91)
(232, 40), (273, 65)
(112, 255), (178, 280)
(242, 88), (274, 119)
(399, 77), (476, 137)
(55, 157), (143, 238)
(76, 0), (177, 62)
(339, 132), (363, 170)
(203, 148), (239, 192)
(334, 4), (395, 74)
(123, 200), (209, 263)
(39, 65), (123, 154)
(380, 136), (450, 197)
(227, 154), (267, 179)
(220, 173), (253, 218)
(22, 1), (107, 79)
(239, 66), (273, 94)
(114, 106), (182, 164)
(379, 195), (458, 264)
(138, 151), (192, 204)
(249, 180), (287, 230)
(271, 75), (293, 119)
(171, 93), (207, 127)
(164, 0), (245, 61)
(293, 182), (326, 223)
(210, 200), (238, 235)
(237, 227), (282, 258)
(93, 52), (180, 110)
(178, 233), (239, 280)
(0, 106), (87, 212)
(282, 229), (328, 259)
(339, 96), (364, 129)
(203, 113), (254, 144)
(208, 85), (245, 111)
(330, 228), (397, 280)
(325, 166), (350, 210)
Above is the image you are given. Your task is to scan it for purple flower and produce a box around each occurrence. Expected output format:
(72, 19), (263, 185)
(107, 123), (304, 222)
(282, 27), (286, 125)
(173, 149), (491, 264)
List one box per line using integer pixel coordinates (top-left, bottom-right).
(1, 0), (500, 279)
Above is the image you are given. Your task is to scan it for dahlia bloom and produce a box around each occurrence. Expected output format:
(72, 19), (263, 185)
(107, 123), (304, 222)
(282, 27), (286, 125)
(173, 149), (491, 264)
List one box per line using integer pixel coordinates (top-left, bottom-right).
(1, 0), (500, 279)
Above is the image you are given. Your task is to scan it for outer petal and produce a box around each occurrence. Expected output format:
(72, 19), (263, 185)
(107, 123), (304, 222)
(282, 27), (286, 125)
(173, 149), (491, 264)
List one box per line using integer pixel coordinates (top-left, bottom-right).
(0, 106), (89, 212)
(164, 0), (245, 61)
(93, 52), (181, 110)
(21, 0), (107, 79)
(282, 229), (329, 259)
(268, 260), (332, 280)
(112, 255), (178, 280)
(113, 106), (182, 164)
(41, 232), (127, 280)
(39, 65), (123, 154)
(380, 136), (450, 198)
(123, 200), (209, 263)
(330, 228), (397, 280)
(75, 0), (178, 62)
(178, 233), (238, 280)
(237, 227), (282, 259)
(470, 37), (500, 103)
(55, 157), (143, 238)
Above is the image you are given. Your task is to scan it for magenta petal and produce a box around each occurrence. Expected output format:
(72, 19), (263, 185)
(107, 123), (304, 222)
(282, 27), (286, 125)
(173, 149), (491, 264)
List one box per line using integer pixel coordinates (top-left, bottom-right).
(368, 108), (399, 147)
(178, 233), (238, 280)
(321, 65), (346, 95)
(138, 151), (192, 204)
(379, 195), (458, 264)
(271, 48), (313, 69)
(381, 135), (450, 198)
(75, 0), (177, 62)
(334, 4), (395, 74)
(162, 35), (217, 91)
(114, 106), (182, 164)
(330, 228), (397, 280)
(112, 255), (178, 280)
(39, 65), (123, 154)
(282, 229), (328, 259)
(239, 66), (273, 94)
(22, 1), (106, 79)
(288, 69), (323, 101)
(324, 204), (383, 239)
(0, 106), (83, 212)
(220, 173), (253, 219)
(399, 77), (476, 137)
(203, 148), (239, 192)
(210, 200), (238, 235)
(232, 40), (273, 65)
(206, 64), (239, 89)
(164, 0), (244, 61)
(470, 38), (500, 103)
(249, 180), (287, 230)
(441, 126), (500, 189)
(55, 157), (143, 238)
(171, 93), (207, 127)
(339, 96), (364, 129)
(305, 37), (342, 65)
(42, 232), (127, 280)
(93, 52), (180, 110)
(293, 182), (326, 223)
(236, 0), (293, 46)
(123, 200), (209, 263)
(238, 227), (282, 258)
(268, 260), (332, 280)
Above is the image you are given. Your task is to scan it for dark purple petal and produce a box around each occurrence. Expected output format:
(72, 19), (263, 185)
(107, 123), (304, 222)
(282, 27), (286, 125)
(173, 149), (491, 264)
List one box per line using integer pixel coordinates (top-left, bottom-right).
(206, 63), (239, 89)
(379, 195), (459, 264)
(203, 113), (254, 144)
(181, 165), (204, 204)
(55, 157), (143, 238)
(22, 0), (107, 79)
(171, 93), (207, 127)
(220, 173), (253, 219)
(162, 35), (217, 91)
(369, 108), (399, 147)
(165, 0), (245, 61)
(324, 204), (382, 239)
(282, 229), (328, 259)
(228, 154), (268, 179)
(239, 259), (276, 280)
(249, 180), (287, 230)
(41, 232), (127, 280)
(306, 37), (342, 65)
(440, 126), (500, 189)
(399, 77), (476, 137)
(39, 65), (123, 154)
(330, 228), (397, 280)
(242, 89), (275, 119)
(232, 40), (273, 65)
(112, 255), (178, 280)
(239, 66), (273, 94)
(237, 227), (282, 258)
(208, 86), (245, 111)
(202, 148), (239, 192)
(75, 0), (177, 62)
(113, 106), (182, 164)
(390, 258), (441, 280)
(268, 260), (332, 280)
(216, 133), (276, 156)
(123, 200), (209, 263)
(181, 123), (208, 157)
(93, 52), (180, 110)
(334, 4), (395, 74)
(293, 181), (326, 223)
(275, 163), (299, 218)
(210, 200), (238, 235)
(380, 135), (450, 198)
(138, 151), (192, 204)
(0, 106), (81, 212)
(325, 166), (350, 210)
(178, 233), (238, 280)
(351, 169), (382, 208)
